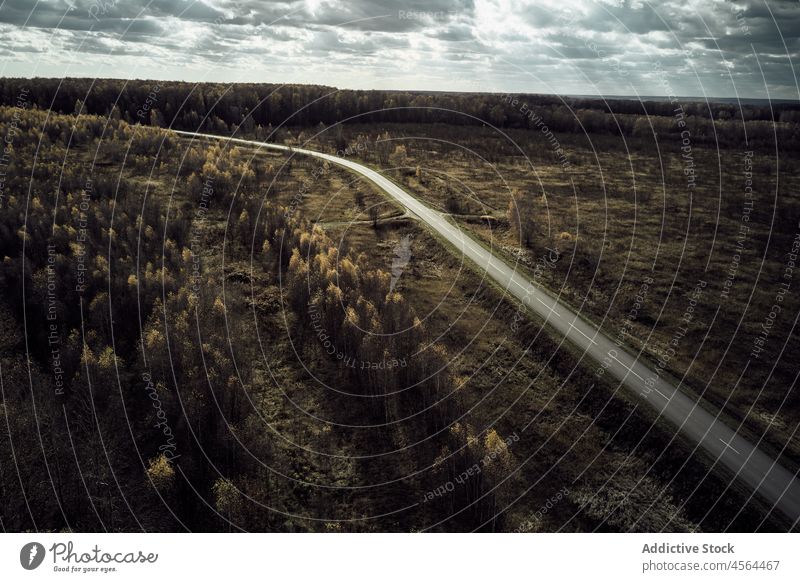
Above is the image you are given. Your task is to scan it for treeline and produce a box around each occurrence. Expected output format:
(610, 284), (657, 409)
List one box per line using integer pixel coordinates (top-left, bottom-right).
(0, 105), (514, 531)
(0, 106), (192, 530)
(1, 78), (797, 149)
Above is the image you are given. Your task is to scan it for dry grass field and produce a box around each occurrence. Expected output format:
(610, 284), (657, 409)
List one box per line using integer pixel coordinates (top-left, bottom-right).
(289, 123), (800, 470)
(232, 146), (782, 531)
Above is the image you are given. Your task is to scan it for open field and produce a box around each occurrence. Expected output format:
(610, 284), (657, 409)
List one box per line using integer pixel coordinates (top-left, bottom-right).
(292, 122), (800, 467)
(275, 162), (778, 532)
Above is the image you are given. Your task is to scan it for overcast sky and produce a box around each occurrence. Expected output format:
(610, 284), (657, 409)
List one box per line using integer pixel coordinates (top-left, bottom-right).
(0, 0), (798, 99)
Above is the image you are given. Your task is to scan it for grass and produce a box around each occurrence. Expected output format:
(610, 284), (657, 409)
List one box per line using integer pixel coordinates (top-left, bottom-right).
(174, 132), (790, 531)
(292, 123), (800, 467)
(313, 195), (778, 532)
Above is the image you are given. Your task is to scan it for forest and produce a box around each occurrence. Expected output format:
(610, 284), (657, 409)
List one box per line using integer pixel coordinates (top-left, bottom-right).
(0, 77), (798, 149)
(0, 101), (524, 531)
(0, 78), (797, 533)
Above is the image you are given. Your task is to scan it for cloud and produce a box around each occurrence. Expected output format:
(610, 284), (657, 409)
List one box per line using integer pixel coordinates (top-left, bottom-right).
(0, 0), (797, 99)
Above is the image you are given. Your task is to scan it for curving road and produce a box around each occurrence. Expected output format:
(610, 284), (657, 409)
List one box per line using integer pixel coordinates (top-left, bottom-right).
(175, 130), (800, 525)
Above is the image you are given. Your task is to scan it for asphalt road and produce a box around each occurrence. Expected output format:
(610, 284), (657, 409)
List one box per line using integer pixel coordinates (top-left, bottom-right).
(176, 130), (800, 525)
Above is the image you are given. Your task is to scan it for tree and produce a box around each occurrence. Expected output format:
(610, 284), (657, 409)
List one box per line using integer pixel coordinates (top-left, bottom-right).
(389, 144), (408, 169)
(151, 108), (165, 128)
(147, 454), (176, 493)
(445, 193), (461, 214)
(507, 189), (537, 247)
(376, 131), (392, 165)
(489, 103), (506, 126)
(353, 189), (365, 209)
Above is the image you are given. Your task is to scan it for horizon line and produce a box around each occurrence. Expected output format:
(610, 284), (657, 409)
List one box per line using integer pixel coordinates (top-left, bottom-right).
(1, 74), (798, 105)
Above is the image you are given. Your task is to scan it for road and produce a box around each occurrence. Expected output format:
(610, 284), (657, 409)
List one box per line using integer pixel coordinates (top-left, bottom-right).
(175, 130), (800, 525)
